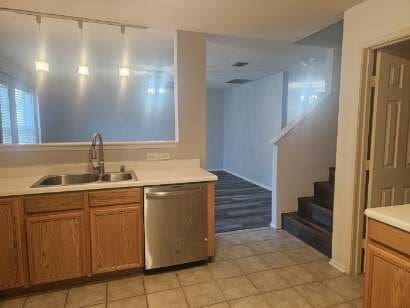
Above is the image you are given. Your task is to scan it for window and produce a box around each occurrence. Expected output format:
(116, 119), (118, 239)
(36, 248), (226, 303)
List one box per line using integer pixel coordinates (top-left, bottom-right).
(15, 88), (37, 144)
(1, 13), (176, 143)
(286, 79), (327, 125)
(284, 48), (336, 127)
(0, 79), (39, 144)
(0, 83), (12, 144)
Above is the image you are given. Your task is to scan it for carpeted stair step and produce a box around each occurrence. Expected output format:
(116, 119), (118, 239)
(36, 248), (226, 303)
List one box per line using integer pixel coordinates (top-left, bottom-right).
(297, 197), (333, 232)
(329, 167), (335, 187)
(282, 212), (332, 257)
(314, 181), (334, 209)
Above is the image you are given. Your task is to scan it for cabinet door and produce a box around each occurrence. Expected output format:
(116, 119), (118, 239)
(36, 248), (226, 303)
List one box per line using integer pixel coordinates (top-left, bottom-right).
(364, 242), (410, 308)
(0, 199), (25, 290)
(26, 211), (87, 285)
(90, 205), (143, 274)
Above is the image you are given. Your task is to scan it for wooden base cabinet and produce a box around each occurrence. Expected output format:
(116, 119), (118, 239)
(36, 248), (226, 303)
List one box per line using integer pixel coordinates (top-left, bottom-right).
(26, 211), (88, 285)
(0, 199), (26, 290)
(0, 184), (214, 292)
(90, 205), (143, 274)
(364, 219), (410, 308)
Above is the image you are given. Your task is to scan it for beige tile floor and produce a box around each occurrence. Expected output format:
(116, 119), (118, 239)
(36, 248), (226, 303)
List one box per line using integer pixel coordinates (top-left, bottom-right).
(0, 227), (363, 308)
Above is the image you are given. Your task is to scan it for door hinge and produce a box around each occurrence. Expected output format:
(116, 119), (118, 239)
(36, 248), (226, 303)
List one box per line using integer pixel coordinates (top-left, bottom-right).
(371, 76), (376, 87)
(361, 238), (366, 249)
(365, 160), (370, 171)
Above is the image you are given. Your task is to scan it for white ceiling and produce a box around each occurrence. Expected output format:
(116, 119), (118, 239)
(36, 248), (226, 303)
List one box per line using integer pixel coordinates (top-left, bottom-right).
(1, 0), (362, 42)
(207, 20), (344, 89)
(207, 36), (330, 89)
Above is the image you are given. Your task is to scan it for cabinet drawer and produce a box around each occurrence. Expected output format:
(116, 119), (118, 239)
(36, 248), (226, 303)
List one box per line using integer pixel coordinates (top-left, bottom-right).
(24, 192), (85, 214)
(368, 219), (410, 256)
(89, 188), (142, 207)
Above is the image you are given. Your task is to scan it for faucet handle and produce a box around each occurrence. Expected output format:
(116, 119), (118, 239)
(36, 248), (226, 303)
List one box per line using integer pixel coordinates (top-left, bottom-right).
(120, 165), (126, 172)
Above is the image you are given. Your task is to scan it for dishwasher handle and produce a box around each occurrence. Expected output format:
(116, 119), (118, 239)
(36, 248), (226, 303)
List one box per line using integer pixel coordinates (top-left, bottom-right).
(146, 188), (203, 199)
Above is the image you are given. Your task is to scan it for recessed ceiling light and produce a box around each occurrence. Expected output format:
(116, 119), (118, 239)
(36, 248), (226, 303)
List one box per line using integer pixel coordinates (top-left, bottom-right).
(158, 88), (166, 94)
(225, 79), (252, 84)
(232, 61), (249, 67)
(119, 67), (130, 77)
(35, 61), (49, 72)
(78, 65), (89, 76)
(147, 88), (156, 94)
(300, 61), (308, 67)
(310, 57), (320, 64)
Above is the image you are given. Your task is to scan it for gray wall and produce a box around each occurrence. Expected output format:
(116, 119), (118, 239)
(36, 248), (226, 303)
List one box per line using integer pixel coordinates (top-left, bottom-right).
(39, 78), (175, 142)
(223, 73), (284, 189)
(206, 89), (224, 170)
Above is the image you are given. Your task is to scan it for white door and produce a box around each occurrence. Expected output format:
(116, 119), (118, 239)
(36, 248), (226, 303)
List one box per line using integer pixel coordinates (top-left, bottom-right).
(368, 48), (410, 208)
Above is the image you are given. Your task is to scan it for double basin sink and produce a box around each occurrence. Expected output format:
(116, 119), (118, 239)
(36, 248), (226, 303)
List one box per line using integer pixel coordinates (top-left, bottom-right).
(31, 171), (137, 188)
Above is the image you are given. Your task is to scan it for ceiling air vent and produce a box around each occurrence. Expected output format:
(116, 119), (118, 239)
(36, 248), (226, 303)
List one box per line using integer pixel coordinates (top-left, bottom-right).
(232, 61), (249, 67)
(226, 79), (252, 84)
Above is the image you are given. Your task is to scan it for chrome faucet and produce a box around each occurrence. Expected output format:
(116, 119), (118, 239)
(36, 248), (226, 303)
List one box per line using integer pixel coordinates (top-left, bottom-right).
(89, 132), (105, 179)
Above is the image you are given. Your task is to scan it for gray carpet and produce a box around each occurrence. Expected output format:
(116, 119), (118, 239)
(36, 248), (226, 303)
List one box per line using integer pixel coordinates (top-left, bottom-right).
(211, 170), (272, 233)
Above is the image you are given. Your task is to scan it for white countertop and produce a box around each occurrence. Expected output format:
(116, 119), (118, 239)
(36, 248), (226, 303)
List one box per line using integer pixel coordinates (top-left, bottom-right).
(0, 159), (217, 197)
(365, 204), (410, 232)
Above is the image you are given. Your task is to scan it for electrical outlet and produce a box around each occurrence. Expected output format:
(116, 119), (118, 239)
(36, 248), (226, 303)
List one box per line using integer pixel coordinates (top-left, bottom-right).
(147, 153), (160, 161)
(159, 153), (171, 160)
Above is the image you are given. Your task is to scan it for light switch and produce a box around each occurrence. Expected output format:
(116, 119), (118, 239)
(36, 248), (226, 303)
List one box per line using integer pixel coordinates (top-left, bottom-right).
(147, 153), (160, 160)
(159, 153), (171, 160)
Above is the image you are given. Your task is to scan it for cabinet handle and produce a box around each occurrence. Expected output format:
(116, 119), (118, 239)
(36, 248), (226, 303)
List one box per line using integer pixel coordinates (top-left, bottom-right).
(146, 189), (202, 198)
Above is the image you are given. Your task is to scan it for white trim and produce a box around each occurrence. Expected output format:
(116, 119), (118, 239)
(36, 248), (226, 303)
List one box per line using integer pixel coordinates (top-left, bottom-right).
(329, 258), (346, 273)
(271, 93), (338, 145)
(0, 140), (178, 152)
(271, 104), (321, 145)
(270, 221), (281, 229)
(343, 27), (410, 275)
(271, 145), (279, 227)
(173, 31), (180, 145)
(222, 168), (272, 191)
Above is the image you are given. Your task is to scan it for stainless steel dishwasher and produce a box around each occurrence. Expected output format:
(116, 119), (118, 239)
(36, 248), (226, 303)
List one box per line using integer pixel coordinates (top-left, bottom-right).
(144, 183), (209, 270)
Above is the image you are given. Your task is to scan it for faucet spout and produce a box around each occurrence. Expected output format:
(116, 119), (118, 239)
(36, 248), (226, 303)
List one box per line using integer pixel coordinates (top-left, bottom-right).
(89, 132), (105, 178)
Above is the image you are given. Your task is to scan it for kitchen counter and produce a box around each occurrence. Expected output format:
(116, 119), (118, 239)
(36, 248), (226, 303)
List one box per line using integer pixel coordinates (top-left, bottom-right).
(0, 159), (217, 197)
(0, 159), (217, 293)
(365, 204), (410, 232)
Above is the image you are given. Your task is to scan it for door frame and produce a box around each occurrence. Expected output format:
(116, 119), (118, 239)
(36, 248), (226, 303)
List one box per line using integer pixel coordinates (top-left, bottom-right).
(351, 31), (410, 274)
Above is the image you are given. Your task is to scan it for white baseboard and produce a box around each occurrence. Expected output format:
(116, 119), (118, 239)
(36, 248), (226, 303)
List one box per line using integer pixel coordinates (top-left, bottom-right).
(329, 258), (346, 273)
(270, 221), (281, 229)
(270, 221), (282, 230)
(222, 168), (272, 191)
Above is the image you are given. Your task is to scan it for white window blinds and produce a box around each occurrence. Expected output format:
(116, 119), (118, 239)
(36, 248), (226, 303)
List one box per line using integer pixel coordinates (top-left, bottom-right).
(0, 83), (12, 144)
(15, 88), (36, 144)
(0, 79), (38, 144)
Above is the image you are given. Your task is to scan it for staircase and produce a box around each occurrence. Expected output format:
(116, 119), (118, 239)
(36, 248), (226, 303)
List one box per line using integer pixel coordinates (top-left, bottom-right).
(282, 167), (335, 257)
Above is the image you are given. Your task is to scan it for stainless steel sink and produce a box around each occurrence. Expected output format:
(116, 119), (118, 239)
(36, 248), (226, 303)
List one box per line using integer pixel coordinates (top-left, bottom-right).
(31, 171), (137, 187)
(101, 171), (136, 182)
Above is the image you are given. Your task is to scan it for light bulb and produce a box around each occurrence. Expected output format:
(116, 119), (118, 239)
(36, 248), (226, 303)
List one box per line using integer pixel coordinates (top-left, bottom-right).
(78, 66), (89, 76)
(35, 61), (49, 72)
(119, 67), (130, 77)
